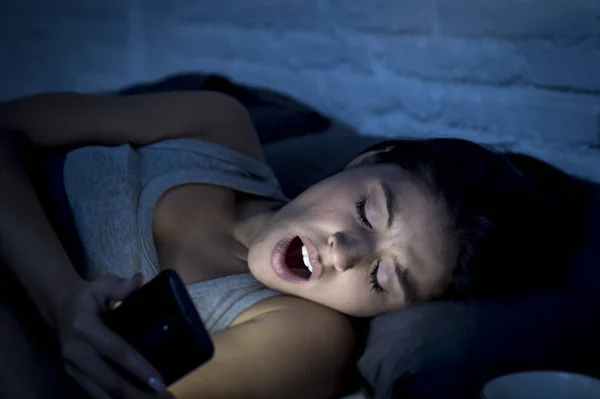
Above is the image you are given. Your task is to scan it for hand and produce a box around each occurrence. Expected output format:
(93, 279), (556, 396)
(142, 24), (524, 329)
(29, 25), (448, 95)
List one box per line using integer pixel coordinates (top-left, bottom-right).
(55, 273), (172, 399)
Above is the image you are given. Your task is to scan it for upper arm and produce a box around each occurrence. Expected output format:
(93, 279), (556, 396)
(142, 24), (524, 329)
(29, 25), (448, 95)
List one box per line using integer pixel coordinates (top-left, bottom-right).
(170, 298), (356, 399)
(0, 91), (264, 161)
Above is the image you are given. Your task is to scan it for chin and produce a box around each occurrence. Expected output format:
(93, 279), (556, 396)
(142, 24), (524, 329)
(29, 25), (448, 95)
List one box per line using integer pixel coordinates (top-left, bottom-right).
(246, 242), (272, 281)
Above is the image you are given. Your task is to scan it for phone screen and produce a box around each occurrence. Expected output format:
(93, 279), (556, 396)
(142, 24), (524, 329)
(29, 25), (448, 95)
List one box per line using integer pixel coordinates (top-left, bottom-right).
(104, 270), (214, 385)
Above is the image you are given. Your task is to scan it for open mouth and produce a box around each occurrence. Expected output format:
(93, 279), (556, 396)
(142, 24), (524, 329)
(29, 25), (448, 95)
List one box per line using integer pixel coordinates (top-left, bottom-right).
(285, 236), (313, 280)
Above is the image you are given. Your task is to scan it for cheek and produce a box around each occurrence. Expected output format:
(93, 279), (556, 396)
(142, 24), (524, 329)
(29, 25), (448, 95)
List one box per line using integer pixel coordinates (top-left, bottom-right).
(320, 272), (380, 316)
(276, 195), (350, 232)
(296, 176), (358, 206)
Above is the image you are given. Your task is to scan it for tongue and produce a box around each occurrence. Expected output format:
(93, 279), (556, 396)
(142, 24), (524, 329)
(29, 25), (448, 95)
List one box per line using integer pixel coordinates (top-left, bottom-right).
(292, 267), (311, 279)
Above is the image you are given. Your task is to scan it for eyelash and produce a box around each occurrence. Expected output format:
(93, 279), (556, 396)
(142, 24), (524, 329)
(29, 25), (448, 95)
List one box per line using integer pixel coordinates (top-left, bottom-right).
(355, 196), (373, 229)
(357, 197), (384, 293)
(370, 261), (385, 294)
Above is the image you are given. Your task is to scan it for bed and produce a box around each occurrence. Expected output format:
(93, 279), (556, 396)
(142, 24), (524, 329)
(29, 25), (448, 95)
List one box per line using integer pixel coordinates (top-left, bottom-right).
(2, 73), (600, 399)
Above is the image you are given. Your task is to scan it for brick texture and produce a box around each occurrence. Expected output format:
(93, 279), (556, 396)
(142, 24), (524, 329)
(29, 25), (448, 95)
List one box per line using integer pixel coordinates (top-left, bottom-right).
(168, 0), (324, 30)
(437, 0), (595, 38)
(328, 0), (435, 34)
(0, 0), (130, 94)
(596, 0), (600, 35)
(435, 86), (599, 145)
(0, 0), (599, 181)
(377, 36), (524, 85)
(518, 39), (600, 92)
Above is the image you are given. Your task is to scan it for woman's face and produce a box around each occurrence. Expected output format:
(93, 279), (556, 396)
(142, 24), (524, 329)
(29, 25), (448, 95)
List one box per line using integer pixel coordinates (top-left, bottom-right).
(248, 162), (457, 317)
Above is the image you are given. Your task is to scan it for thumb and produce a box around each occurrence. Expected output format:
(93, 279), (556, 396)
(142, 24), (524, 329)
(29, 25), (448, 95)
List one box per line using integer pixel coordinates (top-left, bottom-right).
(105, 273), (144, 301)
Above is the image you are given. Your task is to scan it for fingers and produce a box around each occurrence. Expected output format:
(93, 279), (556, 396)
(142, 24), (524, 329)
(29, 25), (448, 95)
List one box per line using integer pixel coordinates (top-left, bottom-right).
(68, 274), (164, 393)
(96, 274), (144, 311)
(67, 349), (159, 399)
(61, 275), (172, 399)
(64, 341), (173, 399)
(65, 364), (112, 399)
(101, 274), (144, 302)
(82, 320), (166, 394)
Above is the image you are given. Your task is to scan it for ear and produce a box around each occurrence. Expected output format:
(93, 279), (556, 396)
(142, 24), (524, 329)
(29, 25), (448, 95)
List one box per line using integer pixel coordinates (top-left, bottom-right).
(345, 144), (396, 169)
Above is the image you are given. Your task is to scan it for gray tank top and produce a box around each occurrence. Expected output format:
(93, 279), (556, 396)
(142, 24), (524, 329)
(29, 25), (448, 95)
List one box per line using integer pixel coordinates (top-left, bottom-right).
(63, 138), (288, 334)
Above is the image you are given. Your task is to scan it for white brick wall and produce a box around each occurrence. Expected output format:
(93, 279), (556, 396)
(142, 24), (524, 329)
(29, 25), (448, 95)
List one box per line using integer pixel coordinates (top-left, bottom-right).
(1, 0), (599, 181)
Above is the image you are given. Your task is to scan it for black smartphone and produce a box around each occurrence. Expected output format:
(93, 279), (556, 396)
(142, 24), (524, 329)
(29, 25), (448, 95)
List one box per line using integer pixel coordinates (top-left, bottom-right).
(104, 269), (214, 386)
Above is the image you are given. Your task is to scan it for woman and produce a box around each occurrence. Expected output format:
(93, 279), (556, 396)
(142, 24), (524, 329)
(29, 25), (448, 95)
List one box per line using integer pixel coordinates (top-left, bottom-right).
(0, 91), (583, 399)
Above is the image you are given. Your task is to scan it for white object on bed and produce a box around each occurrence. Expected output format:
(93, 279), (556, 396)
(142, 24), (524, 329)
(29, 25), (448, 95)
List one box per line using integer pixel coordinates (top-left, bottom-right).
(339, 391), (368, 399)
(481, 371), (600, 399)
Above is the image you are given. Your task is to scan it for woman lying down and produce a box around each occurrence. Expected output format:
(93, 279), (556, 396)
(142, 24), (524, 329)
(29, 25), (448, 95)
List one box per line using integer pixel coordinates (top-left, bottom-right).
(0, 91), (576, 398)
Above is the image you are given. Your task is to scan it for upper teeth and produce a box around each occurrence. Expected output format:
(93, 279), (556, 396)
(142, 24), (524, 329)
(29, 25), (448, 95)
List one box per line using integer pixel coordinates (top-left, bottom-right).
(301, 245), (313, 273)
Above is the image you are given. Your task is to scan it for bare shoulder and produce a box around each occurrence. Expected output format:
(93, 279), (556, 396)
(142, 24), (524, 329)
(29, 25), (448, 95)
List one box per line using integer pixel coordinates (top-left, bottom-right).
(228, 295), (356, 365)
(174, 296), (357, 398)
(171, 295), (356, 398)
(230, 295), (354, 330)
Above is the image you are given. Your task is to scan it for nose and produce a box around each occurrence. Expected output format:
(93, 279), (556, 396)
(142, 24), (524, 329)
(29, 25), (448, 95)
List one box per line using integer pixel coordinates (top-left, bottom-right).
(327, 231), (371, 272)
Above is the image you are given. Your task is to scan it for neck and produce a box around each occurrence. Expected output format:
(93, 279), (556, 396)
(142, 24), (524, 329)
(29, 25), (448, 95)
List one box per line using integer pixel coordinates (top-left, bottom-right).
(232, 196), (283, 253)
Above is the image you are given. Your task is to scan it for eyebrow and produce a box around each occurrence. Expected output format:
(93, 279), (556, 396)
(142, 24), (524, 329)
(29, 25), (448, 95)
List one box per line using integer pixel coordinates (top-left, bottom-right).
(381, 182), (395, 229)
(395, 261), (416, 305)
(380, 182), (415, 303)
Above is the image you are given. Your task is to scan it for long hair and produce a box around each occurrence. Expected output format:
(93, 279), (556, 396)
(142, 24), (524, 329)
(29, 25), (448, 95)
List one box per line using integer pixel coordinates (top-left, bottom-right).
(357, 138), (590, 297)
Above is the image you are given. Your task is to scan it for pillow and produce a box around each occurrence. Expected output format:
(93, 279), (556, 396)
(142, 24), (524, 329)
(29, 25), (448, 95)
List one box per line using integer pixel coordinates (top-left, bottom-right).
(263, 127), (382, 198)
(358, 181), (600, 399)
(359, 291), (600, 399)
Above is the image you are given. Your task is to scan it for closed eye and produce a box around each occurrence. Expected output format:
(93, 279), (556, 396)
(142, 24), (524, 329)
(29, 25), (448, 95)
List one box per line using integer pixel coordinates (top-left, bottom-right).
(355, 196), (372, 229)
(370, 261), (385, 294)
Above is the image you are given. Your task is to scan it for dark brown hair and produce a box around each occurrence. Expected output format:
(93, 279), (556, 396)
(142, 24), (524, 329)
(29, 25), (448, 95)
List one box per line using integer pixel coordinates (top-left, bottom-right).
(360, 138), (590, 298)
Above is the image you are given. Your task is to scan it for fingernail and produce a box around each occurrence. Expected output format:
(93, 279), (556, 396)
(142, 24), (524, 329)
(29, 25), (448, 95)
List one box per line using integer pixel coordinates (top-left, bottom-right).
(148, 377), (166, 393)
